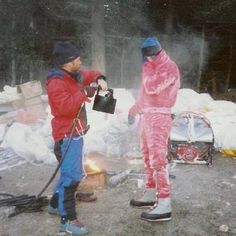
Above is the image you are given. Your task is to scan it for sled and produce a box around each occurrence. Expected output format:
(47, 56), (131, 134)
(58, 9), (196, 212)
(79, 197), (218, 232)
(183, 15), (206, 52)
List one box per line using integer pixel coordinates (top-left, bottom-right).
(168, 111), (214, 165)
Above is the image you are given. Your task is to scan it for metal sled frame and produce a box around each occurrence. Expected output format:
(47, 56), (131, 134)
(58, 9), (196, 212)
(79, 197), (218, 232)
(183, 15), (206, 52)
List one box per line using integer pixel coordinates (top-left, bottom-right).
(168, 111), (214, 165)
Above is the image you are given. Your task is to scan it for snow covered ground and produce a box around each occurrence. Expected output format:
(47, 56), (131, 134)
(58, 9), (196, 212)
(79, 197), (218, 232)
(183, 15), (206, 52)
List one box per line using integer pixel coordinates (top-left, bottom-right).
(0, 87), (236, 170)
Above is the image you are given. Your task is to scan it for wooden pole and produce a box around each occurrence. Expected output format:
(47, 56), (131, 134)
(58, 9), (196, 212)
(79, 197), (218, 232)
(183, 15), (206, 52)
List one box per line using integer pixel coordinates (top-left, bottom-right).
(11, 13), (16, 87)
(225, 30), (234, 90)
(120, 39), (125, 87)
(91, 0), (106, 74)
(197, 25), (205, 92)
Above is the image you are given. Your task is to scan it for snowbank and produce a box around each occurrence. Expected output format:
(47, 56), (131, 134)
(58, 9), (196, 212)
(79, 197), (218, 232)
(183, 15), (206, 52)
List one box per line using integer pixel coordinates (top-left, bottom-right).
(0, 87), (236, 166)
(0, 85), (22, 104)
(84, 88), (136, 157)
(172, 88), (214, 113)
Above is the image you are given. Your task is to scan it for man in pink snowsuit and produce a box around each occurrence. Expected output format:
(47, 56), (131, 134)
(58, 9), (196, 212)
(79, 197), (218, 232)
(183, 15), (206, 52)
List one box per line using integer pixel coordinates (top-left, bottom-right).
(128, 36), (180, 221)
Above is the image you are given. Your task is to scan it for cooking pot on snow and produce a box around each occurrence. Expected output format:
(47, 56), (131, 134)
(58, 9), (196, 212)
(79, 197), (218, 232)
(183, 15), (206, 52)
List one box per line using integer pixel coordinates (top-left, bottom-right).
(92, 87), (116, 114)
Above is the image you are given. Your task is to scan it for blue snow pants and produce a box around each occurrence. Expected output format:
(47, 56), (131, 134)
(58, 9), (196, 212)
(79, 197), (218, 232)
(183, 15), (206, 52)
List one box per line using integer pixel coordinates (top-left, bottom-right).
(52, 136), (85, 220)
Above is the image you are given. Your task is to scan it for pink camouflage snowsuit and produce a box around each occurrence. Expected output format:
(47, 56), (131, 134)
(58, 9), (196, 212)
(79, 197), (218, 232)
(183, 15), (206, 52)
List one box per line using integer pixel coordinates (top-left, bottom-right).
(129, 50), (180, 199)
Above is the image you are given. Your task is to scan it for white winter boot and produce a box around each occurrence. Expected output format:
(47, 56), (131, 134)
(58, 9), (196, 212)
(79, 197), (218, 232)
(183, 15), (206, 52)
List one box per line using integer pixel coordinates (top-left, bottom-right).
(130, 188), (156, 208)
(141, 198), (171, 221)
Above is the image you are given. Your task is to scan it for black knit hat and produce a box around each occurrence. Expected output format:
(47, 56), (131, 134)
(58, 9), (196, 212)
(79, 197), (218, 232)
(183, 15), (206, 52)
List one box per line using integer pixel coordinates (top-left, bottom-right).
(53, 41), (80, 66)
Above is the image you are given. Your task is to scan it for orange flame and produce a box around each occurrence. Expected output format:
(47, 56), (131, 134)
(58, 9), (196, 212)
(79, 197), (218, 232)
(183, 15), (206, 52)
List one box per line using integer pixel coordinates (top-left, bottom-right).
(85, 159), (101, 173)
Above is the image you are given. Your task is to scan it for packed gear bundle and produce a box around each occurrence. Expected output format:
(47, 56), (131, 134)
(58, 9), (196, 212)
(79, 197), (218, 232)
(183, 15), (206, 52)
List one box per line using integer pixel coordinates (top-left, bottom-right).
(168, 111), (214, 165)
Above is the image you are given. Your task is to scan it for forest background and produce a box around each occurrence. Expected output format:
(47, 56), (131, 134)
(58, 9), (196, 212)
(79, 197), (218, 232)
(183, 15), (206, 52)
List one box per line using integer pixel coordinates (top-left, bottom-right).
(0, 0), (236, 96)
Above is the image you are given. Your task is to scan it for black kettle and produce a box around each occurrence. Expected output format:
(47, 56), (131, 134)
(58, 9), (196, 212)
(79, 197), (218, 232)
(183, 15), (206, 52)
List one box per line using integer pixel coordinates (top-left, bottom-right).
(92, 87), (117, 114)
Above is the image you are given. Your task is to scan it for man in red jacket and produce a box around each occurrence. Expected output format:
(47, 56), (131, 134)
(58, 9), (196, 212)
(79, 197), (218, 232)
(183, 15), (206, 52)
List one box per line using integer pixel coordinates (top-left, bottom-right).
(128, 36), (180, 222)
(46, 41), (107, 235)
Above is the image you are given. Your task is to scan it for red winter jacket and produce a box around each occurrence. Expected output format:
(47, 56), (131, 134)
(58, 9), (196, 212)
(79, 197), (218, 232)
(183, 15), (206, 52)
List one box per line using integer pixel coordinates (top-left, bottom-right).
(129, 50), (180, 116)
(46, 68), (102, 142)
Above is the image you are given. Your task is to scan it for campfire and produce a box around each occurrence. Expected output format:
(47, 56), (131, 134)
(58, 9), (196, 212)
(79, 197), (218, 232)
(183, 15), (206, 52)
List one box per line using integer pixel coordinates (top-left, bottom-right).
(84, 159), (101, 174)
(80, 158), (106, 191)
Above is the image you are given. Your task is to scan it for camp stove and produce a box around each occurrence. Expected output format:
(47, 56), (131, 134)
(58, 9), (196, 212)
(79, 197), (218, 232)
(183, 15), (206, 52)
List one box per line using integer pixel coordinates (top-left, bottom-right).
(169, 112), (214, 165)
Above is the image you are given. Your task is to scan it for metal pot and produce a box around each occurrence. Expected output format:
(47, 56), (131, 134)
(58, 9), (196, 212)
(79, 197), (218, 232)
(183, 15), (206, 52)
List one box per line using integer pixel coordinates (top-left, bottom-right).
(92, 88), (116, 114)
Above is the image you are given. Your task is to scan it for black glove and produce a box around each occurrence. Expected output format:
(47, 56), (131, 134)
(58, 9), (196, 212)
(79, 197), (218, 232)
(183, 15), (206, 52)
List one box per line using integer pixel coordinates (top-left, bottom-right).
(84, 86), (97, 97)
(128, 115), (135, 125)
